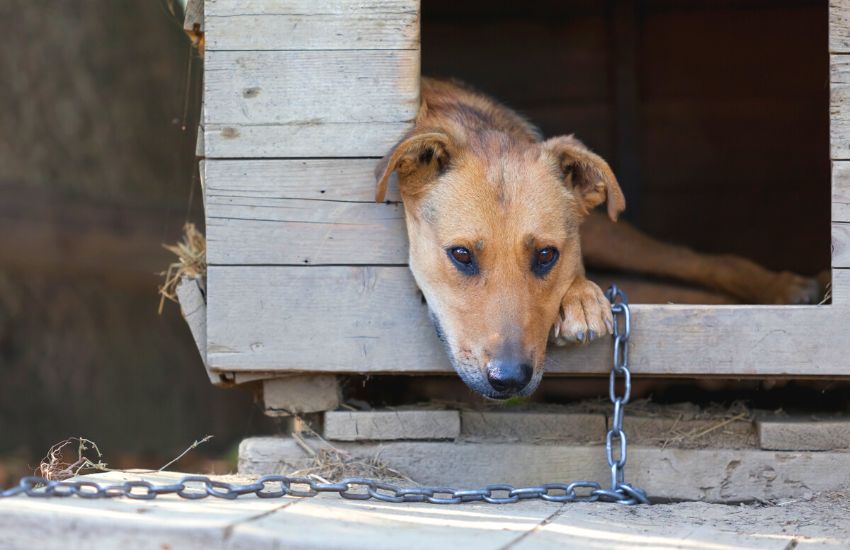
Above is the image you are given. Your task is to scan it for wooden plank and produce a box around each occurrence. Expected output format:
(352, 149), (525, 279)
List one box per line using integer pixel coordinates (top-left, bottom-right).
(203, 49), (418, 158)
(205, 0), (419, 51)
(204, 159), (403, 265)
(831, 55), (850, 159)
(206, 201), (405, 265)
(833, 222), (850, 267)
(205, 0), (419, 18)
(238, 436), (850, 503)
(206, 266), (850, 376)
(0, 470), (280, 550)
(324, 410), (460, 441)
(5, 469), (847, 549)
(204, 158), (400, 203)
(459, 411), (605, 443)
(204, 50), (418, 126)
(175, 277), (223, 386)
(512, 507), (787, 550)
(204, 122), (412, 158)
(833, 268), (850, 304)
(626, 414), (755, 449)
(831, 0), (850, 53)
(835, 161), (850, 222)
(263, 375), (340, 414)
(758, 416), (850, 451)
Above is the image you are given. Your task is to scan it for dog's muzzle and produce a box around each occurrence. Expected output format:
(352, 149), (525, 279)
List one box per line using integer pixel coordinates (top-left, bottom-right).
(486, 360), (533, 394)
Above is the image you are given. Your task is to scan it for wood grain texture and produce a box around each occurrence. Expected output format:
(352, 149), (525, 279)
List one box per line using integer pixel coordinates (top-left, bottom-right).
(833, 268), (850, 304)
(833, 222), (850, 266)
(832, 55), (850, 159)
(835, 161), (850, 222)
(204, 159), (404, 264)
(204, 122), (412, 158)
(204, 50), (418, 126)
(459, 411), (605, 443)
(204, 159), (400, 203)
(324, 410), (460, 441)
(206, 201), (405, 265)
(239, 436), (850, 503)
(176, 277), (220, 386)
(206, 266), (850, 376)
(203, 49), (418, 158)
(758, 416), (850, 451)
(205, 0), (419, 51)
(831, 0), (850, 52)
(263, 375), (340, 414)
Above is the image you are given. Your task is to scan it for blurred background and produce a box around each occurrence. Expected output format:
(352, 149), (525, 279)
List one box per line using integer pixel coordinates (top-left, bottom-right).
(0, 2), (273, 484)
(0, 0), (834, 484)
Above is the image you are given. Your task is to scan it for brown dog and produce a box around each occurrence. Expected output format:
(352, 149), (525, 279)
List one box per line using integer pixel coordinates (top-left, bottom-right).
(375, 78), (823, 399)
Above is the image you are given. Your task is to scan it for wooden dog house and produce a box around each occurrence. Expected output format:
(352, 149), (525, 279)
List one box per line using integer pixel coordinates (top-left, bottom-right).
(184, 0), (850, 413)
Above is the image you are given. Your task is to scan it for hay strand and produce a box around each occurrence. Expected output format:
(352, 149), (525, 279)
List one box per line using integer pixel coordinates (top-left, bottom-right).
(158, 222), (206, 314)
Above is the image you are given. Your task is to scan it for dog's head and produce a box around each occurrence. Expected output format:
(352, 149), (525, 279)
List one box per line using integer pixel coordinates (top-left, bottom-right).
(376, 129), (624, 399)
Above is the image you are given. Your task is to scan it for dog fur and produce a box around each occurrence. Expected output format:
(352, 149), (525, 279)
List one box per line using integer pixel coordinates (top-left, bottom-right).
(375, 78), (824, 399)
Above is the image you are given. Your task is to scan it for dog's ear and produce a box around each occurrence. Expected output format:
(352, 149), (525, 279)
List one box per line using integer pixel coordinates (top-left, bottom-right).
(543, 135), (626, 221)
(375, 130), (453, 202)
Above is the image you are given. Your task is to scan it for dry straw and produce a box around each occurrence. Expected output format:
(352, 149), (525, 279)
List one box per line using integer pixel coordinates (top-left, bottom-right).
(158, 223), (206, 314)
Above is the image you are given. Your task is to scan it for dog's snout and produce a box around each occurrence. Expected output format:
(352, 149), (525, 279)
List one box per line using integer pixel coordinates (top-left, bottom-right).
(486, 360), (533, 394)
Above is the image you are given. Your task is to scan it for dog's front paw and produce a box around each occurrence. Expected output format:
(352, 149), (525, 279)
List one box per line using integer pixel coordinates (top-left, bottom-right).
(760, 271), (823, 305)
(550, 278), (613, 346)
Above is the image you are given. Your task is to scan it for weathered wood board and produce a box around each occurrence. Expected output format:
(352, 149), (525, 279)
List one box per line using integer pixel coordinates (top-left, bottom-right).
(263, 375), (340, 415)
(459, 411), (606, 443)
(205, 159), (404, 264)
(175, 277), (224, 386)
(239, 436), (850, 503)
(831, 0), (850, 53)
(831, 55), (850, 159)
(833, 161), (850, 222)
(834, 223), (850, 267)
(202, 0), (420, 159)
(834, 268), (850, 304)
(206, 265), (850, 376)
(10, 470), (836, 549)
(758, 417), (850, 451)
(204, 51), (418, 126)
(206, 201), (406, 265)
(205, 0), (420, 51)
(325, 410), (460, 441)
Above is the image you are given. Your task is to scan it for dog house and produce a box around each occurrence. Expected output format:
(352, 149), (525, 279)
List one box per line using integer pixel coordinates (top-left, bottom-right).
(189, 0), (849, 406)
(172, 0), (850, 501)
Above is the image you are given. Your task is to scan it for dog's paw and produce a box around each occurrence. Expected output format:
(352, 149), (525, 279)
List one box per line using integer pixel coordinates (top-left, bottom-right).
(760, 271), (823, 305)
(550, 278), (614, 346)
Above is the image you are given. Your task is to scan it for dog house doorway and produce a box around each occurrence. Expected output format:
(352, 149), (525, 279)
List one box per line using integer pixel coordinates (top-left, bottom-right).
(421, 0), (830, 305)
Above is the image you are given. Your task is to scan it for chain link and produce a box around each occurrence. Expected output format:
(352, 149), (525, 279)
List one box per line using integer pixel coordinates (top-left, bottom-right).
(0, 286), (649, 506)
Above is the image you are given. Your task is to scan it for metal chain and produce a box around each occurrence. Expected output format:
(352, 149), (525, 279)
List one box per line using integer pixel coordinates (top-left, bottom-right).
(0, 286), (648, 505)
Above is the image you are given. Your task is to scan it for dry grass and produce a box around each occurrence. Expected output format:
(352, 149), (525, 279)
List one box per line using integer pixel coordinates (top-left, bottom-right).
(37, 437), (110, 481)
(288, 420), (415, 485)
(158, 222), (206, 314)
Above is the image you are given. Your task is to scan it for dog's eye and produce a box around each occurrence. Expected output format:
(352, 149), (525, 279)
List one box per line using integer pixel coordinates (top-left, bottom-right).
(447, 246), (478, 275)
(531, 247), (559, 277)
(451, 247), (472, 264)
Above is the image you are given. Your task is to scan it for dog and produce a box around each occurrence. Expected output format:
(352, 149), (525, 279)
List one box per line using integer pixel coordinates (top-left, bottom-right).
(375, 78), (824, 400)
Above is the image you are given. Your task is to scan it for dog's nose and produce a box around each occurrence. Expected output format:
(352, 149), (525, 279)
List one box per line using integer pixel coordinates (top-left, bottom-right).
(486, 361), (533, 394)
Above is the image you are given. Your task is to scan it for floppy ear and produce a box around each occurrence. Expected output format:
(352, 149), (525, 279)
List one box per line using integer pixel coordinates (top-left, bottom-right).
(543, 135), (626, 221)
(375, 130), (453, 202)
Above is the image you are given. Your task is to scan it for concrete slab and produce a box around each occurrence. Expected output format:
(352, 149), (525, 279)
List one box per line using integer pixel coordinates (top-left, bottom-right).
(0, 471), (848, 549)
